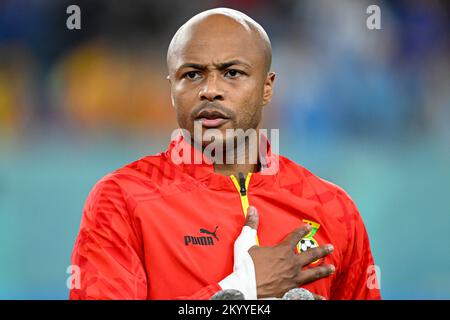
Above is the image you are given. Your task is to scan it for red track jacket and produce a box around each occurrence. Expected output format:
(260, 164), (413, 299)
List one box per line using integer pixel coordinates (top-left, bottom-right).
(70, 134), (381, 300)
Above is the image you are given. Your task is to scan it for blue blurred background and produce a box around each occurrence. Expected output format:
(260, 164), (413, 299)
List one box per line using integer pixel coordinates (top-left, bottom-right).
(0, 0), (449, 299)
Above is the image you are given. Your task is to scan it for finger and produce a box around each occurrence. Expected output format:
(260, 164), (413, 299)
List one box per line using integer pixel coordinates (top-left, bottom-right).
(244, 206), (259, 230)
(299, 244), (334, 266)
(296, 264), (335, 285)
(281, 224), (312, 249)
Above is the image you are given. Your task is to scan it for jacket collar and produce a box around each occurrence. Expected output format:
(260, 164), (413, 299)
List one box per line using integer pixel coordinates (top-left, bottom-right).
(164, 129), (280, 191)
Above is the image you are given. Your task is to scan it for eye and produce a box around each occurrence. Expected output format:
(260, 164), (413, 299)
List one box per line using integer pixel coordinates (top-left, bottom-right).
(184, 71), (202, 80)
(225, 69), (243, 78)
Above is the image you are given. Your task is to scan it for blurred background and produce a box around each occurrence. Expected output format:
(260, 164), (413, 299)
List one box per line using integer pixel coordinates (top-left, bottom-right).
(0, 0), (449, 299)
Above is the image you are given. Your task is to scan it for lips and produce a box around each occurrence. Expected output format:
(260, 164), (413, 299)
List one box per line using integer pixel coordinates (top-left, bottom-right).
(197, 117), (229, 128)
(195, 110), (230, 128)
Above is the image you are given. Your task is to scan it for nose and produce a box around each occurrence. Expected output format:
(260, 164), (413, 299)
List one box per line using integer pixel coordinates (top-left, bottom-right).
(198, 73), (224, 101)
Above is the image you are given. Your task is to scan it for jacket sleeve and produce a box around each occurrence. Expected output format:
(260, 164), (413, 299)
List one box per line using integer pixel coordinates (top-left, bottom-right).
(330, 193), (382, 300)
(69, 177), (148, 300)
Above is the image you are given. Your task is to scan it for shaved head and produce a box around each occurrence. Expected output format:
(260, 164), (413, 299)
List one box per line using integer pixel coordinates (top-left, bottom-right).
(166, 7), (276, 148)
(167, 8), (272, 74)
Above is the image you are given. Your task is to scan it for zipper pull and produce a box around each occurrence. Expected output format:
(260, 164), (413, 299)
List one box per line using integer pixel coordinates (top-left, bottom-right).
(238, 172), (246, 196)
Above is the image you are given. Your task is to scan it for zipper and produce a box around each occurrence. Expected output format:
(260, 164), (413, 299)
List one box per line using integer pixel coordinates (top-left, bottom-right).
(230, 172), (260, 245)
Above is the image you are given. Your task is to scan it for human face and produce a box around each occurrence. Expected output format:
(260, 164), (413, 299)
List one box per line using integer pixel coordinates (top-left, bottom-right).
(167, 16), (275, 147)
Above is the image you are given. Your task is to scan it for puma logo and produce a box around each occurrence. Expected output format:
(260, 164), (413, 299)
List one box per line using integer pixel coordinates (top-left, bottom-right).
(200, 226), (219, 240)
(184, 226), (220, 246)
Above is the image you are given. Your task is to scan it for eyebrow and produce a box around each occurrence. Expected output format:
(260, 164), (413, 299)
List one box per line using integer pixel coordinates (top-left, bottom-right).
(177, 60), (251, 72)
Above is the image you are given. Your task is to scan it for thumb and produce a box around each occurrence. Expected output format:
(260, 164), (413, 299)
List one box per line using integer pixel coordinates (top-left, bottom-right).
(244, 206), (259, 230)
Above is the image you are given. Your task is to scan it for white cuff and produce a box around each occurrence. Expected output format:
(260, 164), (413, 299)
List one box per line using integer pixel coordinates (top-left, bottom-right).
(219, 226), (258, 300)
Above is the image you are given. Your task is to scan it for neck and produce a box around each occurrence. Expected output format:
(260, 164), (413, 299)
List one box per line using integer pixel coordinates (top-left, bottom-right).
(184, 126), (266, 177)
(213, 162), (260, 177)
(212, 136), (261, 177)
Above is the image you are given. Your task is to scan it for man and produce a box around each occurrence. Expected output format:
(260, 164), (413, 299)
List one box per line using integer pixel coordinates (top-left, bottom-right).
(70, 8), (381, 300)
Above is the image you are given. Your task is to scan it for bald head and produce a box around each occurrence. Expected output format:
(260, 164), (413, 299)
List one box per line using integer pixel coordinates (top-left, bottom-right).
(166, 8), (276, 143)
(167, 8), (272, 75)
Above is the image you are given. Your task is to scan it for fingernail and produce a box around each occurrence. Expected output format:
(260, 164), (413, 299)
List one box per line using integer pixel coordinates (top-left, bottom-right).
(329, 265), (335, 273)
(248, 207), (255, 216)
(326, 244), (334, 253)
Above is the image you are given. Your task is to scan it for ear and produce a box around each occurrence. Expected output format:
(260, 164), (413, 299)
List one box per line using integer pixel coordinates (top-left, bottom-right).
(262, 72), (276, 106)
(170, 94), (176, 109)
(166, 74), (176, 109)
